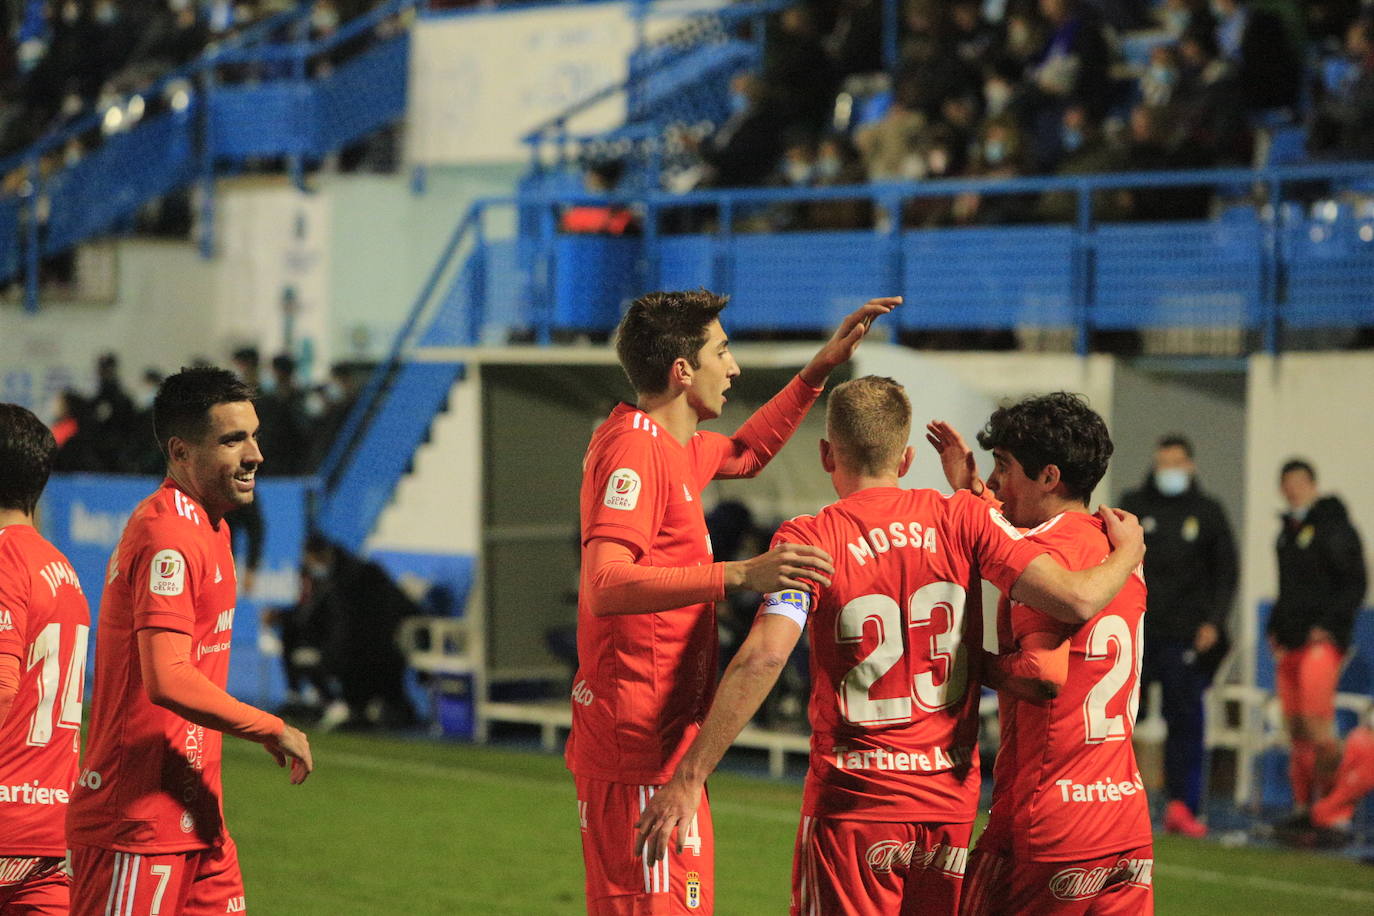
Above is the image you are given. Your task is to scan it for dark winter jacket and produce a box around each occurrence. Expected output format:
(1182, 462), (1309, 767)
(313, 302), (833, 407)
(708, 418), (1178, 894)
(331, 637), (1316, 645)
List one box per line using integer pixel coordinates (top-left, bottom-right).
(1121, 477), (1237, 643)
(1270, 496), (1368, 651)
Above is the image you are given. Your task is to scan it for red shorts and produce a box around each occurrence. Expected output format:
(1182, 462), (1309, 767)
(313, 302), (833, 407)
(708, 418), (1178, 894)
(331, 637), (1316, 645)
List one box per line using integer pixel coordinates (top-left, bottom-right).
(575, 775), (713, 915)
(69, 838), (244, 916)
(961, 844), (1154, 916)
(1276, 642), (1343, 719)
(0, 856), (68, 915)
(791, 816), (972, 916)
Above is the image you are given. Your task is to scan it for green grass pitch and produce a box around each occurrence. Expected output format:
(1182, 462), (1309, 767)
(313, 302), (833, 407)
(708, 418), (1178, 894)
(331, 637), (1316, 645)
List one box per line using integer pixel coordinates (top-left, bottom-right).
(221, 731), (1374, 914)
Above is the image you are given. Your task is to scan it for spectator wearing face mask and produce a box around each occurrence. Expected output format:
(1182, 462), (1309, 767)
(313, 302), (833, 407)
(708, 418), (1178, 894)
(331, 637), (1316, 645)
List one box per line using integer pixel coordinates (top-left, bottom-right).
(1120, 434), (1238, 838)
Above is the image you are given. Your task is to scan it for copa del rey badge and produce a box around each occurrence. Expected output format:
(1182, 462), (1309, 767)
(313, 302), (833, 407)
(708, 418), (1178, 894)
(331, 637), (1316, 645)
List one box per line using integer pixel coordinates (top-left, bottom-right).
(603, 468), (641, 511)
(149, 549), (187, 596)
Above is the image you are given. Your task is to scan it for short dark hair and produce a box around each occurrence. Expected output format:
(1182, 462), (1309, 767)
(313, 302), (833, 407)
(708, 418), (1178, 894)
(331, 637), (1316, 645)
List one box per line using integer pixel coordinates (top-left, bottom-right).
(1157, 434), (1193, 458)
(1280, 458), (1315, 481)
(614, 289), (728, 395)
(153, 367), (255, 458)
(231, 347), (260, 368)
(976, 392), (1113, 503)
(0, 403), (57, 515)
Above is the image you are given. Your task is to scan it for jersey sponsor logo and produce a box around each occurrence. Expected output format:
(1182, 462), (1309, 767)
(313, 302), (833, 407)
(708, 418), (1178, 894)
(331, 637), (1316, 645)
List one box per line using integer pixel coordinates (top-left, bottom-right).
(1053, 772), (1146, 804)
(831, 743), (970, 773)
(571, 680), (595, 706)
(37, 559), (82, 597)
(213, 607), (236, 634)
(685, 871), (702, 909)
(0, 783), (70, 806)
(1048, 858), (1151, 901)
(181, 811), (195, 834)
(149, 549), (187, 596)
(846, 520), (938, 566)
(603, 468), (641, 511)
(865, 840), (968, 877)
(0, 608), (12, 632)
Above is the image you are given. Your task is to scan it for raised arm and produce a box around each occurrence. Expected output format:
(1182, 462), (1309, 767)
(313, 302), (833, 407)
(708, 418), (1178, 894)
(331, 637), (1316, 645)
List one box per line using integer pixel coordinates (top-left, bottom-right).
(714, 297), (900, 478)
(138, 628), (313, 783)
(1007, 507), (1145, 624)
(634, 612), (804, 862)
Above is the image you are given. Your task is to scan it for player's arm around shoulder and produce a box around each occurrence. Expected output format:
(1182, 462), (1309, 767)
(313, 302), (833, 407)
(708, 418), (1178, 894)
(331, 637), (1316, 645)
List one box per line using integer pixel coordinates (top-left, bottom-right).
(1007, 508), (1145, 624)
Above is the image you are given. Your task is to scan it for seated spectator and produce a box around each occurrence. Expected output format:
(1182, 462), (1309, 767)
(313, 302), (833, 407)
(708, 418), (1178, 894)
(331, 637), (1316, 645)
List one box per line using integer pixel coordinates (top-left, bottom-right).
(694, 72), (789, 188)
(951, 116), (1034, 225)
(1023, 0), (1113, 172)
(1310, 14), (1374, 160)
(1122, 105), (1212, 220)
(1140, 44), (1182, 108)
(1170, 23), (1252, 165)
(1037, 104), (1132, 222)
(1213, 0), (1302, 114)
(808, 133), (873, 230)
(854, 75), (928, 180)
(764, 4), (839, 135)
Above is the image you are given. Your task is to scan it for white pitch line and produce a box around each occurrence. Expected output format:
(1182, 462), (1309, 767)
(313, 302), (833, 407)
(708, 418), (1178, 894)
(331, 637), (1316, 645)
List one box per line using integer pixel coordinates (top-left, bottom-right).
(1161, 863), (1374, 904)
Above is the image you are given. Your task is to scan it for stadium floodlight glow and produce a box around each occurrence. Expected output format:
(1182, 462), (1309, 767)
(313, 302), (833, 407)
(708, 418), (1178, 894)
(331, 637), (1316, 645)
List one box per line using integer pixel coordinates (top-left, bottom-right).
(169, 87), (191, 113)
(102, 106), (124, 134)
(1361, 225), (1373, 244)
(127, 95), (146, 124)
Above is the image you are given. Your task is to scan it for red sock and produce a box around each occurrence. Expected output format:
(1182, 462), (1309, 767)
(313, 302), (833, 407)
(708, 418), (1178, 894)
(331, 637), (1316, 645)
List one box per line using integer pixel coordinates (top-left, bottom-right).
(1312, 727), (1374, 827)
(1290, 740), (1316, 807)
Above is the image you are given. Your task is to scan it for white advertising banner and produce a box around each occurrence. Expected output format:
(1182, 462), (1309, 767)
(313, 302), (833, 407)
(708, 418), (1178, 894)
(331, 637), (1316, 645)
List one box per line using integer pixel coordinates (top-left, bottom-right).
(408, 5), (634, 165)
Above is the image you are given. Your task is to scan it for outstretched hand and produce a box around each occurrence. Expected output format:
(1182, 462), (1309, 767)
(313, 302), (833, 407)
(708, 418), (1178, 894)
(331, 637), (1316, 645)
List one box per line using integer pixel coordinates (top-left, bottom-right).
(800, 297), (902, 386)
(925, 420), (984, 494)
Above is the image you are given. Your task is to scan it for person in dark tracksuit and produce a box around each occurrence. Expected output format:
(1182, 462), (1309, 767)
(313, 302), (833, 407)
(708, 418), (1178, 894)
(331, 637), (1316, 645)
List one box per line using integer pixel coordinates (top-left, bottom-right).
(1270, 459), (1367, 816)
(1121, 434), (1237, 837)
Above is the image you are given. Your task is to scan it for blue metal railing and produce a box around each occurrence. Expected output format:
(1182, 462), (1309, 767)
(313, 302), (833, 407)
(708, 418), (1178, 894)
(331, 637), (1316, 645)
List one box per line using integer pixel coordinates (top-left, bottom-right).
(510, 161), (1374, 353)
(521, 0), (789, 182)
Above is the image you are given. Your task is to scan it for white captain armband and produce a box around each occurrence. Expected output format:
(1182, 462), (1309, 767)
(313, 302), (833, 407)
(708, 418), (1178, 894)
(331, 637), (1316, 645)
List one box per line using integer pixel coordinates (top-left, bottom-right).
(760, 589), (812, 628)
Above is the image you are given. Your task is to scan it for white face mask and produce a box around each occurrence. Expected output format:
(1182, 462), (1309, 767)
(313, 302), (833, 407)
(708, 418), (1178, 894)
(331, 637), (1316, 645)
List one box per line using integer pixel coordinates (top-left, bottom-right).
(1154, 468), (1191, 496)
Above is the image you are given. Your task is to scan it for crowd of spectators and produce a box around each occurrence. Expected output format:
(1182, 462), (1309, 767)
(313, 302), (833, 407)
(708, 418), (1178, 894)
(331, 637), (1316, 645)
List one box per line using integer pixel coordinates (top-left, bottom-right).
(0, 0), (396, 187)
(48, 346), (366, 476)
(662, 0), (1370, 228)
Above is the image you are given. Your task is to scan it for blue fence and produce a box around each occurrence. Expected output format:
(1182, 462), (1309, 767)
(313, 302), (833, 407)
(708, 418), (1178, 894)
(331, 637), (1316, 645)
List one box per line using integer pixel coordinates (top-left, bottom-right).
(513, 162), (1374, 351)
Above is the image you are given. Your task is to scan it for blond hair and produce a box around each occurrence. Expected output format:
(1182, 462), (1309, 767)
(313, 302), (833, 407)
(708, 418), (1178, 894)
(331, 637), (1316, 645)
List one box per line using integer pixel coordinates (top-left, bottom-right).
(826, 376), (911, 475)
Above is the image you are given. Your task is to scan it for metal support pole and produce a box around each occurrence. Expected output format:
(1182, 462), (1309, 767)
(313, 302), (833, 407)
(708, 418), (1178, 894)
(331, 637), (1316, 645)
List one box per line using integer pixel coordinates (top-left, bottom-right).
(1074, 181), (1093, 356)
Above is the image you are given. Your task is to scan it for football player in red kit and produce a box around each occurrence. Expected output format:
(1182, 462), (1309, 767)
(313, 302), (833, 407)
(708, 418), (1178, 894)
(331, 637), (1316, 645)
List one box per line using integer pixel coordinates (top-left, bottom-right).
(66, 369), (312, 916)
(571, 292), (899, 915)
(635, 378), (1144, 915)
(0, 403), (92, 915)
(928, 395), (1153, 916)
